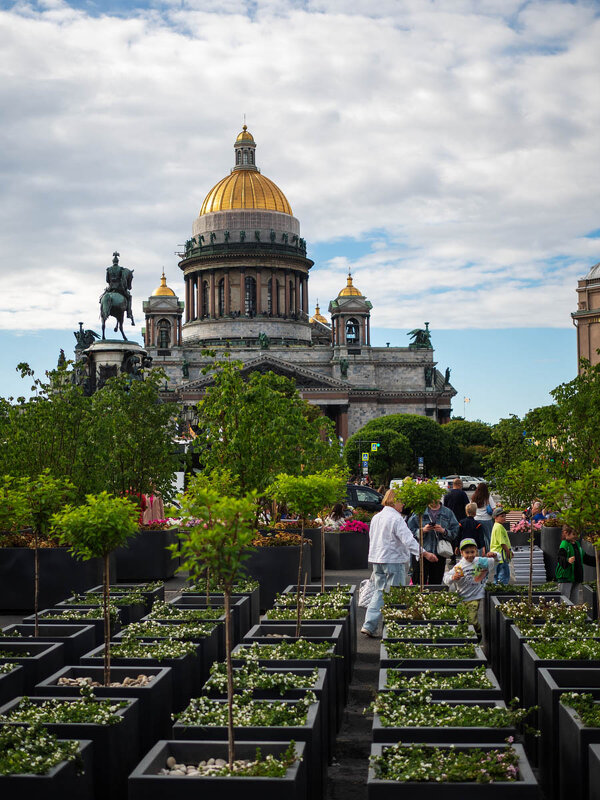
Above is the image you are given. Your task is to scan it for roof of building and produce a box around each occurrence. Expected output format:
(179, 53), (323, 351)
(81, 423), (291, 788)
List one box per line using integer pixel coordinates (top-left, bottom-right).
(310, 302), (329, 325)
(338, 273), (363, 297)
(199, 127), (293, 216)
(585, 262), (600, 281)
(152, 271), (176, 297)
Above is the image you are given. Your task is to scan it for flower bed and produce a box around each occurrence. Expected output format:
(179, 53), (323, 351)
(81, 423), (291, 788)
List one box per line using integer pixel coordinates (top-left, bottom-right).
(383, 621), (476, 642)
(0, 723), (83, 775)
(383, 642), (478, 659)
(175, 691), (317, 727)
(205, 662), (321, 694)
(380, 665), (502, 701)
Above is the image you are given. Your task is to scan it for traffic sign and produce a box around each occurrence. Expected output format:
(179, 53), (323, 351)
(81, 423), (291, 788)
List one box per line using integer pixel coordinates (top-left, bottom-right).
(362, 452), (369, 461)
(371, 442), (380, 451)
(362, 465), (369, 475)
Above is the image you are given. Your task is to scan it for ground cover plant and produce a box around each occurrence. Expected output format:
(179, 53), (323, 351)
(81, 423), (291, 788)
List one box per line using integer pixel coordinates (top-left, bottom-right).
(0, 724), (83, 775)
(204, 662), (320, 694)
(159, 742), (299, 778)
(120, 621), (215, 640)
(147, 600), (225, 620)
(108, 639), (198, 662)
(384, 666), (494, 691)
(175, 691), (317, 727)
(529, 639), (600, 659)
(370, 741), (520, 783)
(232, 640), (334, 661)
(560, 692), (600, 726)
(267, 606), (349, 620)
(383, 642), (478, 659)
(0, 687), (127, 725)
(384, 621), (475, 640)
(498, 598), (589, 623)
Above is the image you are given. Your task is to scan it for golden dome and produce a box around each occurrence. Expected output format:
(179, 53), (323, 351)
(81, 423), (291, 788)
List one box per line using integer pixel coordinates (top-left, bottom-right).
(338, 273), (362, 297)
(310, 302), (329, 325)
(236, 124), (255, 142)
(152, 271), (176, 297)
(200, 169), (292, 215)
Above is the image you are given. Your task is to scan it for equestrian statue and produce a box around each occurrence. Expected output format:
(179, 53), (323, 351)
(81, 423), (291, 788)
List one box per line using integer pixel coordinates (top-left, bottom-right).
(100, 251), (135, 340)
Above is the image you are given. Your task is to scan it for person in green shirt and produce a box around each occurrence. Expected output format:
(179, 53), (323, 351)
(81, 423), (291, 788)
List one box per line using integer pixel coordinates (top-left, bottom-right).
(556, 525), (595, 601)
(490, 507), (512, 584)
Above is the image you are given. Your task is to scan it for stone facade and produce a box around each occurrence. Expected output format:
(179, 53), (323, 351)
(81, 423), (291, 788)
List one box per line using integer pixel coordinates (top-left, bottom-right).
(573, 262), (600, 371)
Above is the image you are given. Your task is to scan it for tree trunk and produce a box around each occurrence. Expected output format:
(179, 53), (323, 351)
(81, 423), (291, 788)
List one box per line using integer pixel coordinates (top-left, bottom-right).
(103, 553), (111, 685)
(224, 589), (235, 768)
(206, 568), (211, 608)
(528, 505), (534, 605)
(34, 530), (39, 637)
(419, 514), (424, 592)
(320, 523), (325, 593)
(595, 548), (600, 620)
(296, 519), (305, 637)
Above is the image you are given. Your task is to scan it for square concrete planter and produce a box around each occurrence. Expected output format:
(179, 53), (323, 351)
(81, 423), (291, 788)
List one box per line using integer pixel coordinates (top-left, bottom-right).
(367, 742), (538, 799)
(379, 642), (487, 669)
(372, 699), (515, 743)
(378, 667), (502, 700)
(0, 695), (139, 800)
(382, 621), (478, 644)
(80, 642), (200, 713)
(22, 608), (121, 646)
(181, 586), (260, 628)
(582, 583), (598, 619)
(35, 664), (173, 752)
(55, 598), (146, 626)
(0, 738), (94, 800)
(0, 664), (24, 706)
(0, 547), (103, 611)
(128, 739), (307, 800)
(537, 666), (600, 800)
(89, 582), (165, 612)
(0, 623), (96, 663)
(324, 530), (369, 570)
(0, 640), (64, 693)
(558, 699), (600, 800)
(589, 743), (600, 800)
(241, 543), (311, 611)
(114, 528), (179, 581)
(169, 594), (250, 644)
(173, 699), (324, 799)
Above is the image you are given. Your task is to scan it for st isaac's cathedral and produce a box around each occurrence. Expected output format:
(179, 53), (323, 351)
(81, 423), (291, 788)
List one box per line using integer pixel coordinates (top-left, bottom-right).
(141, 126), (456, 440)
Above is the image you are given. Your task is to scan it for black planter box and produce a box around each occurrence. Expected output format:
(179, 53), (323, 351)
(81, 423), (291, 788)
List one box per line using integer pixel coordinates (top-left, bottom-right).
(114, 528), (179, 581)
(55, 599), (146, 626)
(128, 739), (307, 800)
(173, 699), (323, 799)
(540, 525), (562, 581)
(0, 664), (24, 706)
(22, 608), (121, 646)
(372, 699), (514, 743)
(113, 621), (219, 690)
(80, 642), (199, 713)
(242, 624), (345, 727)
(89, 582), (165, 613)
(558, 699), (600, 800)
(0, 547), (103, 611)
(537, 666), (600, 800)
(0, 695), (139, 800)
(589, 743), (600, 800)
(483, 590), (561, 659)
(377, 667), (502, 700)
(201, 666), (332, 760)
(367, 742), (538, 799)
(324, 530), (369, 570)
(0, 640), (64, 693)
(0, 738), (94, 800)
(241, 543), (311, 611)
(0, 624), (96, 664)
(382, 621), (478, 644)
(182, 585), (260, 628)
(583, 584), (598, 619)
(379, 642), (487, 669)
(35, 664), (173, 752)
(521, 642), (600, 766)
(169, 594), (250, 643)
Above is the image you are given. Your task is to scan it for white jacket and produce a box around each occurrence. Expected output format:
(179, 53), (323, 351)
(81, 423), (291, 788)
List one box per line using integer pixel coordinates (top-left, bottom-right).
(368, 506), (421, 563)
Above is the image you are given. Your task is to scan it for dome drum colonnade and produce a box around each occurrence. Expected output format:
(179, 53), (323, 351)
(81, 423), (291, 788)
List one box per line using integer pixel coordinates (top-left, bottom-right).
(179, 126), (313, 345)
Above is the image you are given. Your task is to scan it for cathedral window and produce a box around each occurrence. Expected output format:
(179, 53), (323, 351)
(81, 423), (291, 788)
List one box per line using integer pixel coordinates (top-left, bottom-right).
(236, 150), (242, 165)
(202, 280), (209, 317)
(249, 150), (254, 164)
(243, 151), (249, 164)
(157, 319), (170, 349)
(346, 318), (360, 345)
(245, 276), (256, 316)
(218, 278), (225, 316)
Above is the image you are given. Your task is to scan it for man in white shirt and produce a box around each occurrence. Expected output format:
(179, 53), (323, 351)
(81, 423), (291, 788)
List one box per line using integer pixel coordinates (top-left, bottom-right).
(360, 489), (438, 638)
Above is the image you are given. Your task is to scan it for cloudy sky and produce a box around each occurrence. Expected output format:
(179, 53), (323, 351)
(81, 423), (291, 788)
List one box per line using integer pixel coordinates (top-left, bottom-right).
(1, 0), (599, 421)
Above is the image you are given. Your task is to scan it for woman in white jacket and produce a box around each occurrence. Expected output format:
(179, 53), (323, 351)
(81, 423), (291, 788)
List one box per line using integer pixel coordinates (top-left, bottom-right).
(360, 489), (437, 638)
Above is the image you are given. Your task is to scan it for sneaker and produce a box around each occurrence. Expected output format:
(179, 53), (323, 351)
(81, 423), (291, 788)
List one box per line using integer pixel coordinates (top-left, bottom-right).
(360, 628), (379, 638)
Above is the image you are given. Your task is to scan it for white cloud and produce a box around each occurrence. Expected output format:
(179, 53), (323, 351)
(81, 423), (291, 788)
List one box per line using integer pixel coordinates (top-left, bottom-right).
(0, 0), (598, 333)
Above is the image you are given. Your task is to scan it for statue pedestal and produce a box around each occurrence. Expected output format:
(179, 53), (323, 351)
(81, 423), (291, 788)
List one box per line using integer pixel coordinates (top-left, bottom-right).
(84, 340), (149, 392)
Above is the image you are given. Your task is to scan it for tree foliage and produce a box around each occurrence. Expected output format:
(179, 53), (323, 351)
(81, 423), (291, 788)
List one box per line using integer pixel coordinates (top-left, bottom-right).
(344, 426), (412, 483)
(444, 419), (493, 475)
(194, 358), (342, 494)
(496, 461), (548, 511)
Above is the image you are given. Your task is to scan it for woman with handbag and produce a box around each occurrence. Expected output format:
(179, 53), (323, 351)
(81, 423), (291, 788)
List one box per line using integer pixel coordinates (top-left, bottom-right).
(472, 482), (496, 551)
(360, 489), (438, 638)
(408, 500), (459, 585)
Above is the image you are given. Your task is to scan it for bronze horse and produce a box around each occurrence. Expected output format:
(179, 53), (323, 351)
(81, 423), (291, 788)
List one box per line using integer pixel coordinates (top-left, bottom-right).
(100, 258), (134, 340)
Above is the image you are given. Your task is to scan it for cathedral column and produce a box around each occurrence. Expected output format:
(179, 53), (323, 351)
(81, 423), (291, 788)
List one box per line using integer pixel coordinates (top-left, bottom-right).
(239, 269), (245, 315)
(184, 279), (189, 323)
(209, 270), (215, 318)
(197, 277), (202, 320)
(271, 273), (277, 315)
(225, 272), (230, 315)
(302, 276), (308, 314)
(284, 272), (290, 317)
(256, 269), (262, 314)
(339, 406), (349, 442)
(367, 315), (370, 346)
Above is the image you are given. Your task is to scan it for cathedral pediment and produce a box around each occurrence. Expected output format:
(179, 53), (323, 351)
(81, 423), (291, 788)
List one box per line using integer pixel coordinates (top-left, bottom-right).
(185, 353), (348, 391)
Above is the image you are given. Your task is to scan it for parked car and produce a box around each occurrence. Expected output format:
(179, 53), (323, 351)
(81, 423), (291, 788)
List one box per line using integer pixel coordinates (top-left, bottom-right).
(437, 475), (483, 491)
(346, 483), (383, 512)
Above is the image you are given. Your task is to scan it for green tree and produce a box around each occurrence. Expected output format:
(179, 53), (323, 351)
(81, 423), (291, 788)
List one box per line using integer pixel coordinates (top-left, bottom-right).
(344, 426), (412, 484)
(53, 492), (139, 684)
(485, 415), (531, 480)
(194, 357), (342, 496)
(396, 478), (444, 590)
(497, 461), (547, 603)
(175, 483), (257, 768)
(541, 469), (600, 604)
(347, 414), (454, 476)
(444, 419), (494, 474)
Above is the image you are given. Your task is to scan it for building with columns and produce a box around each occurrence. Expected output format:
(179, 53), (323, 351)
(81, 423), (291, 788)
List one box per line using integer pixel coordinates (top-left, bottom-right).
(573, 262), (600, 371)
(142, 126), (456, 439)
